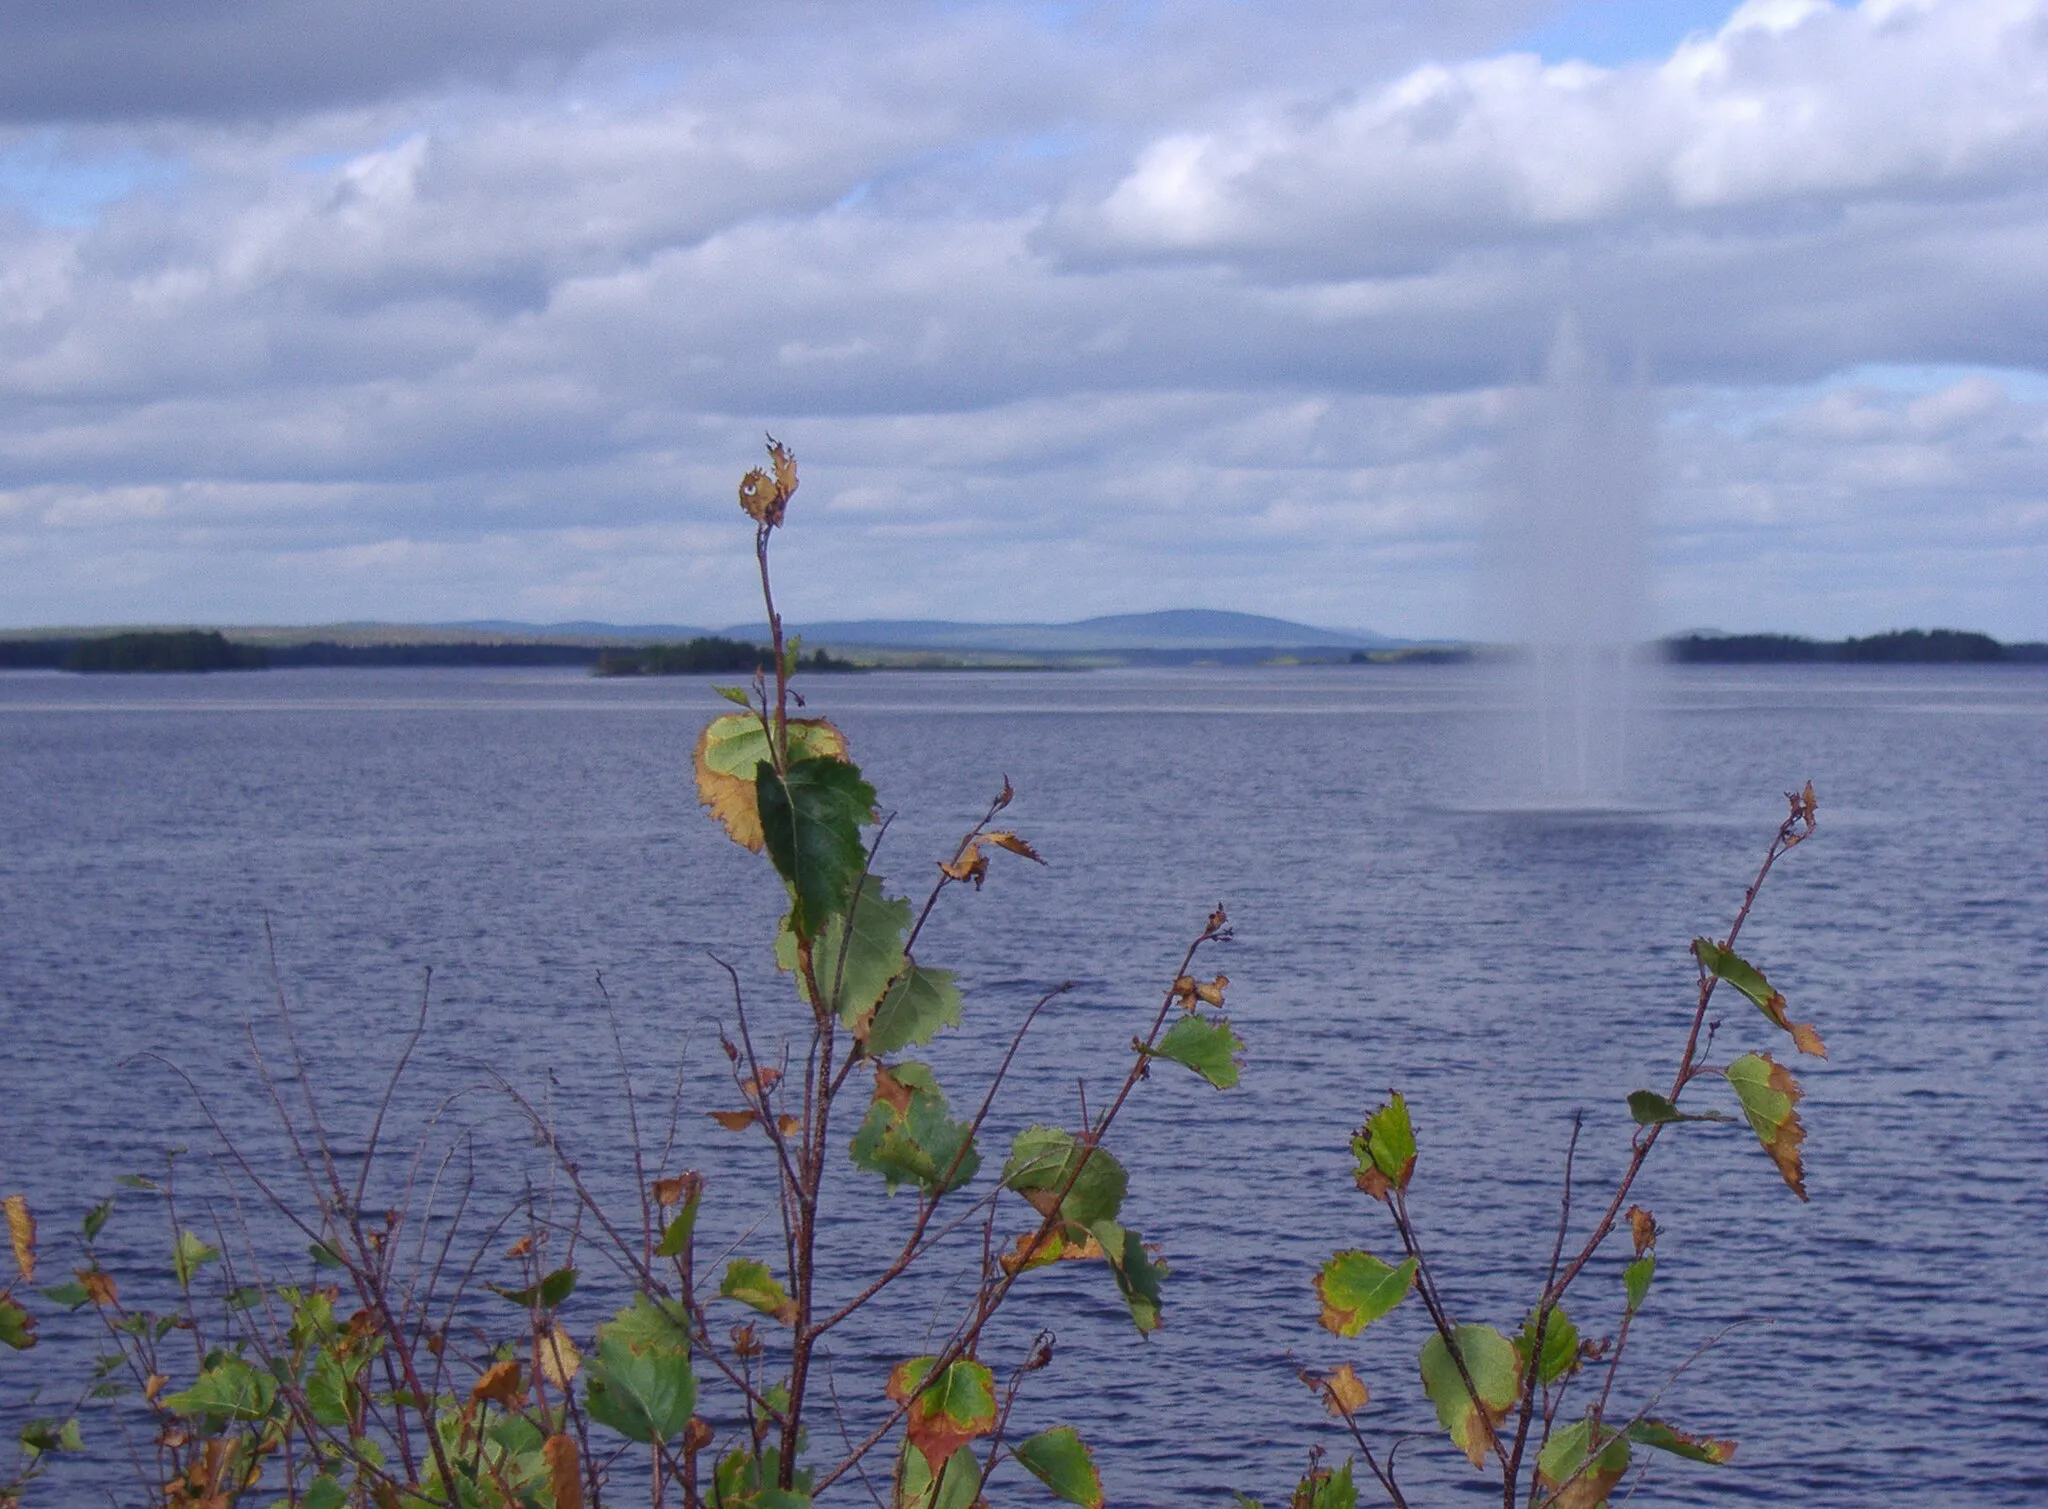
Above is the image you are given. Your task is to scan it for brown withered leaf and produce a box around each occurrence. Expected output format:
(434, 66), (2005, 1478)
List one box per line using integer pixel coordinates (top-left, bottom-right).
(872, 1065), (916, 1113)
(708, 1110), (759, 1133)
(80, 1268), (118, 1307)
(768, 436), (799, 500)
(684, 1417), (716, 1453)
(939, 829), (1045, 890)
(737, 469), (785, 527)
(651, 1172), (702, 1209)
(504, 1235), (533, 1260)
(144, 1372), (170, 1404)
(1168, 974), (1229, 1012)
(1627, 1207), (1657, 1258)
(937, 850), (988, 887)
(776, 1114), (802, 1137)
(994, 776), (1015, 811)
(544, 1433), (584, 1509)
(471, 1358), (524, 1408)
(535, 1325), (581, 1389)
(1318, 1363), (1370, 1418)
(729, 1322), (763, 1359)
(1790, 1021), (1828, 1059)
(4, 1195), (33, 1283)
(984, 831), (1042, 863)
(740, 1067), (783, 1097)
(998, 1223), (1105, 1275)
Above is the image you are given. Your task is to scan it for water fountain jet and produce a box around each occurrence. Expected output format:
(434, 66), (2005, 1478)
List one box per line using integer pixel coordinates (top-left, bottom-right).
(1487, 318), (1655, 810)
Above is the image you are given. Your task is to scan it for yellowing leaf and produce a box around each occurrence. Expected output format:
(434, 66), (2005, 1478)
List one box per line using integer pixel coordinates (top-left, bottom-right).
(470, 1359), (524, 1408)
(79, 1269), (118, 1307)
(886, 1356), (997, 1476)
(1537, 1418), (1631, 1509)
(1725, 1052), (1809, 1200)
(4, 1195), (33, 1283)
(545, 1433), (585, 1509)
(693, 714), (848, 852)
(999, 1222), (1106, 1275)
(1319, 1363), (1370, 1418)
(536, 1325), (581, 1389)
(719, 1259), (797, 1325)
(1626, 1206), (1656, 1258)
(1315, 1251), (1416, 1337)
(1418, 1325), (1521, 1469)
(1627, 1418), (1737, 1464)
(651, 1173), (701, 1209)
(708, 1110), (759, 1133)
(1693, 938), (1825, 1058)
(1351, 1093), (1416, 1200)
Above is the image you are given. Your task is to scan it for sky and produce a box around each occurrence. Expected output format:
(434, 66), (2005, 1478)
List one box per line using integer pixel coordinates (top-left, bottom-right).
(2, 0), (2046, 639)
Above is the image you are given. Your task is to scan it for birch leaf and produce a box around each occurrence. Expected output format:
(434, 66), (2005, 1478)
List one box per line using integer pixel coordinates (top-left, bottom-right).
(1724, 1052), (1809, 1199)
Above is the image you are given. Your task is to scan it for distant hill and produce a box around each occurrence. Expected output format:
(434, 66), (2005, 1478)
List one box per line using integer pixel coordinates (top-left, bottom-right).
(721, 609), (1400, 654)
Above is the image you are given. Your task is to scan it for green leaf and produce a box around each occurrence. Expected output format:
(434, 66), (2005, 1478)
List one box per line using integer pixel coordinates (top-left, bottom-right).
(1724, 1052), (1809, 1200)
(1626, 1090), (1731, 1126)
(714, 684), (753, 707)
(714, 1443), (814, 1508)
(1315, 1251), (1416, 1337)
(0, 1295), (34, 1349)
(492, 1265), (578, 1310)
(1623, 1254), (1655, 1315)
(1291, 1458), (1357, 1509)
(866, 961), (964, 1055)
(886, 1357), (997, 1475)
(306, 1349), (358, 1428)
(1002, 1128), (1126, 1227)
(18, 1418), (83, 1456)
(172, 1229), (219, 1286)
(849, 1062), (980, 1196)
(1538, 1417), (1631, 1507)
(82, 1201), (113, 1242)
(163, 1356), (280, 1422)
(583, 1297), (696, 1444)
(720, 1259), (796, 1324)
(1152, 1014), (1244, 1089)
(894, 1442), (984, 1509)
(114, 1174), (159, 1191)
(1418, 1325), (1521, 1469)
(1350, 1093), (1416, 1197)
(774, 878), (911, 1028)
(1626, 1418), (1737, 1464)
(303, 1475), (348, 1509)
(1516, 1305), (1580, 1385)
(38, 1281), (89, 1310)
(656, 1190), (702, 1258)
(308, 1239), (345, 1269)
(1092, 1220), (1167, 1334)
(1013, 1426), (1104, 1508)
(757, 755), (877, 936)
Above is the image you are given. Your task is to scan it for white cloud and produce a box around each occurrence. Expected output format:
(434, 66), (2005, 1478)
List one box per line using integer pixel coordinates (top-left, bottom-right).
(0, 0), (2044, 636)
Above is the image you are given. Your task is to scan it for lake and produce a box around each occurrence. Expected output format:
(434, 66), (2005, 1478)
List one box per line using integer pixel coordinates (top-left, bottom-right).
(2, 663), (2044, 1505)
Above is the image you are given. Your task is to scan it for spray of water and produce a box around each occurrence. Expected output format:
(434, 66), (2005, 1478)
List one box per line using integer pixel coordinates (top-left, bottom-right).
(1491, 318), (1654, 807)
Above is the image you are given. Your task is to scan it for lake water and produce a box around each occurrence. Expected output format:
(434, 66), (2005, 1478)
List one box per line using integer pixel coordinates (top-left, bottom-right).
(2, 663), (2044, 1506)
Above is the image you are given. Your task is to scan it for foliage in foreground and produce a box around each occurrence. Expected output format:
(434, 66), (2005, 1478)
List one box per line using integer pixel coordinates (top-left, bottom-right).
(2, 440), (1826, 1509)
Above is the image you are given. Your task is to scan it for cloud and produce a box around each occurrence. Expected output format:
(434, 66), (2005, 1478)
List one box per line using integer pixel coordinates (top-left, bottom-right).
(0, 0), (2044, 636)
